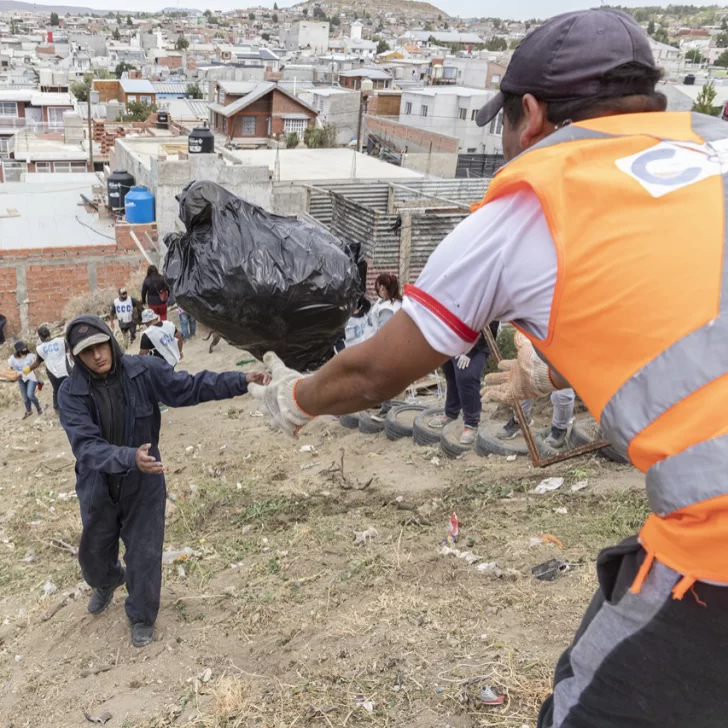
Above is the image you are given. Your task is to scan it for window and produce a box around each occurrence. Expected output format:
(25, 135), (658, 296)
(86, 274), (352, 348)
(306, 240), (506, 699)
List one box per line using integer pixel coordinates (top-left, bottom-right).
(471, 109), (477, 121)
(241, 115), (256, 136)
(52, 161), (70, 173)
(48, 107), (67, 127)
(140, 95), (152, 104)
(458, 107), (467, 120)
(0, 102), (17, 116)
(492, 74), (501, 85)
(35, 161), (51, 172)
(404, 101), (412, 115)
(284, 118), (307, 134)
(466, 147), (477, 153)
(0, 136), (13, 158)
(420, 105), (428, 117)
(218, 89), (226, 104)
(489, 110), (503, 136)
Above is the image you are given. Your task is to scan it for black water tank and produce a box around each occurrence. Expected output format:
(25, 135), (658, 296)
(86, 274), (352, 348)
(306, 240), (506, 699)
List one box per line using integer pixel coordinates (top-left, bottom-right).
(188, 123), (214, 154)
(684, 73), (696, 85)
(157, 110), (169, 130)
(107, 169), (135, 211)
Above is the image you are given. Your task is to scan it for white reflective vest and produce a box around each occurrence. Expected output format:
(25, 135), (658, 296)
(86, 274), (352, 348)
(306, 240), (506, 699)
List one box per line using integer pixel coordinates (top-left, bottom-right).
(113, 297), (134, 324)
(144, 321), (180, 366)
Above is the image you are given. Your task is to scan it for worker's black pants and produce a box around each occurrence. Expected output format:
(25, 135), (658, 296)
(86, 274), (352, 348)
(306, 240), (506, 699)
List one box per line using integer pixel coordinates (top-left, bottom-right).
(47, 371), (67, 411)
(442, 350), (487, 428)
(538, 537), (728, 727)
(77, 472), (166, 626)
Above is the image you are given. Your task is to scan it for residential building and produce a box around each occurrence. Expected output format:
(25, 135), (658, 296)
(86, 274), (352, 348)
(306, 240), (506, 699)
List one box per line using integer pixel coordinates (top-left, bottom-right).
(309, 88), (360, 145)
(440, 58), (506, 89)
(281, 21), (330, 54)
(338, 68), (393, 90)
(208, 80), (317, 143)
(93, 79), (157, 105)
(398, 86), (502, 154)
(398, 30), (485, 47)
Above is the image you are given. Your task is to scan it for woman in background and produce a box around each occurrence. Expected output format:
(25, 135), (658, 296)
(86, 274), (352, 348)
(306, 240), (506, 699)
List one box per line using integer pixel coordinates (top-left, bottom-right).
(8, 341), (42, 418)
(141, 265), (169, 321)
(370, 273), (402, 332)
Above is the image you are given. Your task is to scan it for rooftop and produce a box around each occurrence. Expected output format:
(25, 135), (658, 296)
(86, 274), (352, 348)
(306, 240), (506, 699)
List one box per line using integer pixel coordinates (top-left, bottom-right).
(402, 85), (495, 97)
(119, 79), (156, 94)
(0, 173), (114, 251)
(226, 148), (423, 182)
(338, 68), (392, 80)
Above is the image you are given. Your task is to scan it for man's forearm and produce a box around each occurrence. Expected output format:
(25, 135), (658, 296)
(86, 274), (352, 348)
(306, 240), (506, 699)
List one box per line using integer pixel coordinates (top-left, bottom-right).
(295, 311), (448, 416)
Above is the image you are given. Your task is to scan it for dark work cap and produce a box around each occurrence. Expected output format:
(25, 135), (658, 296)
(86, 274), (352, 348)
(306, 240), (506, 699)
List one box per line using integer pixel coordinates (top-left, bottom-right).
(67, 318), (110, 356)
(476, 9), (657, 127)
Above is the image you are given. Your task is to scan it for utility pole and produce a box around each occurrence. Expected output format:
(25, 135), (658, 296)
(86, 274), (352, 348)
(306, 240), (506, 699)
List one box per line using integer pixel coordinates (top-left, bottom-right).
(356, 91), (368, 153)
(87, 89), (94, 171)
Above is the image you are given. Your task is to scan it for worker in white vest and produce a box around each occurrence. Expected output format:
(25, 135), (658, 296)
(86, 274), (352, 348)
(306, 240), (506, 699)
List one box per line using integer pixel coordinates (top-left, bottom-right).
(110, 287), (140, 348)
(139, 309), (182, 367)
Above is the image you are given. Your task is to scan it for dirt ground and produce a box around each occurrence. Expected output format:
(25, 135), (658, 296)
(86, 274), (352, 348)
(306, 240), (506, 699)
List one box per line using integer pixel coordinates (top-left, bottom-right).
(0, 330), (646, 728)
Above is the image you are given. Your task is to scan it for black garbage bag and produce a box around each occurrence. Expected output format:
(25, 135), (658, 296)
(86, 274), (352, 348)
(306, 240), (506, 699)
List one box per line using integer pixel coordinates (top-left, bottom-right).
(163, 181), (362, 371)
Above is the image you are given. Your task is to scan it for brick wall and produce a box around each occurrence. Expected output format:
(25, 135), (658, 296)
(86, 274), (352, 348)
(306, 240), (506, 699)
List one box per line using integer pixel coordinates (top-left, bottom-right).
(0, 223), (156, 336)
(365, 115), (458, 154)
(158, 56), (182, 69)
(270, 89), (316, 137)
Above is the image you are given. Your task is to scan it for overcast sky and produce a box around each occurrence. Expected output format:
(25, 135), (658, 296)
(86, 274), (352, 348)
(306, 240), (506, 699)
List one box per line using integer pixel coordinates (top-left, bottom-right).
(52, 0), (683, 21)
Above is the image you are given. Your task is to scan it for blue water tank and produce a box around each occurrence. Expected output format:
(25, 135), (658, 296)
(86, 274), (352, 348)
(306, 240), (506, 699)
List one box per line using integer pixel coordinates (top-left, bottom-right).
(124, 186), (155, 224)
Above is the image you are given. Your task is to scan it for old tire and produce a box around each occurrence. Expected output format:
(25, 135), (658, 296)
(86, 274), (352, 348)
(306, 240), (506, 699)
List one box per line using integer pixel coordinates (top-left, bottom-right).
(340, 413), (360, 430)
(385, 404), (426, 441)
(413, 407), (446, 446)
(358, 410), (385, 435)
(440, 419), (474, 459)
(568, 419), (629, 465)
(475, 427), (530, 457)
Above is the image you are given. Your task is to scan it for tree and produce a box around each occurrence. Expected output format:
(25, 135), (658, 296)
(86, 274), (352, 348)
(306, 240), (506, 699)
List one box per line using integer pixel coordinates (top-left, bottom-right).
(722, 17), (728, 31)
(693, 81), (720, 115)
(272, 12), (278, 22)
(485, 36), (507, 51)
(685, 48), (704, 63)
(286, 131), (299, 148)
(313, 6), (326, 19)
(175, 35), (189, 51)
(302, 7), (308, 16)
(50, 11), (59, 25)
(427, 34), (437, 45)
(114, 61), (135, 78)
(248, 12), (255, 20)
(122, 100), (156, 122)
(717, 50), (728, 68)
(261, 32), (270, 40)
(203, 9), (212, 16)
(376, 38), (390, 54)
(647, 19), (655, 35)
(186, 83), (203, 98)
(304, 123), (336, 148)
(330, 15), (340, 26)
(716, 32), (728, 48)
(70, 73), (93, 101)
(653, 27), (670, 44)
(126, 15), (133, 26)
(509, 38), (520, 49)
(423, 22), (433, 31)
(112, 27), (121, 41)
(274, 1), (278, 8)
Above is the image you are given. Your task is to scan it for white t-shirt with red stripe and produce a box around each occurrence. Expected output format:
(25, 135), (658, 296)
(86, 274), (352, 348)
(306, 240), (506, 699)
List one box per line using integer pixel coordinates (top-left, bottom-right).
(402, 189), (557, 356)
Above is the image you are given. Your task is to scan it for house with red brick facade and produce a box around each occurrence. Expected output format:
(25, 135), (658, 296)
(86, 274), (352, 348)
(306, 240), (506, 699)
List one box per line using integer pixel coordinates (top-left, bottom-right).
(208, 81), (317, 145)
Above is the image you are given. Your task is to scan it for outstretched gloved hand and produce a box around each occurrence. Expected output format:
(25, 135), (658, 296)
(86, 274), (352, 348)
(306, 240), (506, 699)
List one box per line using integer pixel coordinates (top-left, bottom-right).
(481, 331), (556, 405)
(247, 352), (315, 436)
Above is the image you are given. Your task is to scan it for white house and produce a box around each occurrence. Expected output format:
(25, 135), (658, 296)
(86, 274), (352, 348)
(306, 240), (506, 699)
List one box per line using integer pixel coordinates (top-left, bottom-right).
(281, 21), (330, 54)
(398, 86), (502, 154)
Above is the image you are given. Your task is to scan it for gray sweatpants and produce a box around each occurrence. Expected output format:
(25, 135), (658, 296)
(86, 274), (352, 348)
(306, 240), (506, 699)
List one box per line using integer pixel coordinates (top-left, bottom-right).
(522, 389), (575, 429)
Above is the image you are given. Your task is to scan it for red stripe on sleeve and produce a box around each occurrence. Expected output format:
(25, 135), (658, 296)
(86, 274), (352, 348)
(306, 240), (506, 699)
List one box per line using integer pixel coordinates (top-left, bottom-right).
(404, 284), (479, 344)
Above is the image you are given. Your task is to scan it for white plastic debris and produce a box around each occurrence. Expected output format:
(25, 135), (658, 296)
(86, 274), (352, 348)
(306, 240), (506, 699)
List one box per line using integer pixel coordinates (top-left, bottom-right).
(506, 454), (517, 462)
(354, 527), (378, 545)
(355, 696), (374, 712)
(200, 667), (213, 683)
(570, 479), (589, 492)
(430, 456), (441, 466)
(532, 477), (564, 494)
(162, 547), (201, 564)
(42, 580), (57, 598)
(177, 565), (186, 579)
(299, 444), (316, 454)
(185, 446), (194, 453)
(553, 507), (568, 515)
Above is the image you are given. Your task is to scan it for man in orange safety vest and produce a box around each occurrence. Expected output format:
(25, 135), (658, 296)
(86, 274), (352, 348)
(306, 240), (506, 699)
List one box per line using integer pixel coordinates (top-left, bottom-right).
(251, 9), (728, 726)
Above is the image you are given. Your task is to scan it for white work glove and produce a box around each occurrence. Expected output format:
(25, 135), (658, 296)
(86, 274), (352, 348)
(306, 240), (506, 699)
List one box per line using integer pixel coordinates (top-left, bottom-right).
(456, 354), (470, 370)
(247, 352), (314, 436)
(481, 331), (556, 405)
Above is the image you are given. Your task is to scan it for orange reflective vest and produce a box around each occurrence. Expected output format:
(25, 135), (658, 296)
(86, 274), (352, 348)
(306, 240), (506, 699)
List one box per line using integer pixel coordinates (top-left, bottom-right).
(473, 111), (728, 598)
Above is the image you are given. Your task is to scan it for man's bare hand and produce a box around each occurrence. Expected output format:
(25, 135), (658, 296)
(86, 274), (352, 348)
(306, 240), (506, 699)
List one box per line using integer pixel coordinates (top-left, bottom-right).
(136, 443), (164, 474)
(246, 371), (271, 386)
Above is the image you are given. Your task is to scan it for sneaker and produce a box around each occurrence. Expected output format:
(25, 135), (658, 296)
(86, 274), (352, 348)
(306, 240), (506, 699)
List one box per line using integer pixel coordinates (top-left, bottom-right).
(429, 414), (454, 429)
(36, 406), (43, 415)
(459, 427), (476, 445)
(495, 416), (533, 440)
(158, 403), (168, 413)
(22, 411), (32, 420)
(88, 568), (126, 615)
(131, 622), (154, 648)
(544, 426), (568, 449)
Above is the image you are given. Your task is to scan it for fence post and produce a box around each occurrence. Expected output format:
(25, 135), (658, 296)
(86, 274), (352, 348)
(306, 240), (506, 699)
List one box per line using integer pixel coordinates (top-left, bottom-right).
(398, 210), (412, 284)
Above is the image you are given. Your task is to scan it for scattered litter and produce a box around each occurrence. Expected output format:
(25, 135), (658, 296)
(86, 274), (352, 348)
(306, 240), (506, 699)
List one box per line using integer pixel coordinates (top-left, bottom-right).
(42, 580), (57, 598)
(570, 479), (589, 492)
(185, 446), (194, 453)
(83, 711), (112, 725)
(355, 695), (375, 712)
(476, 561), (499, 574)
(22, 550), (35, 563)
(299, 444), (316, 454)
(199, 667), (213, 683)
(528, 536), (543, 548)
(300, 462), (320, 471)
(177, 565), (186, 579)
(354, 527), (378, 545)
(532, 558), (575, 581)
(479, 633), (488, 641)
(162, 547), (201, 565)
(395, 495), (404, 503)
(219, 444), (227, 451)
(435, 686), (445, 694)
(14, 654), (21, 662)
(506, 454), (517, 462)
(430, 456), (441, 466)
(447, 513), (459, 544)
(480, 686), (505, 706)
(465, 535), (475, 548)
(532, 477), (564, 494)
(440, 545), (479, 565)
(553, 507), (568, 515)
(541, 534), (565, 549)
(250, 411), (264, 418)
(236, 482), (243, 489)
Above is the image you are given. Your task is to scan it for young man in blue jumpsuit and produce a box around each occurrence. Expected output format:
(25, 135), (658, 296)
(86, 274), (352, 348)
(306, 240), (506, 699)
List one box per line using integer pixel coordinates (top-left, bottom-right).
(59, 314), (268, 647)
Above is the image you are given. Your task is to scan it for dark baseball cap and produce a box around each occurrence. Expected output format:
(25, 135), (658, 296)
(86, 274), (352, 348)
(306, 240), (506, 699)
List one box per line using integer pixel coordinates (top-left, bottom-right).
(67, 319), (110, 356)
(476, 9), (657, 127)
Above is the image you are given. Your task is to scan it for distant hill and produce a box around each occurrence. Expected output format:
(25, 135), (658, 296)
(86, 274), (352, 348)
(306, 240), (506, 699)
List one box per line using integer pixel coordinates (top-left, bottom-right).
(298, 0), (448, 20)
(0, 0), (110, 13)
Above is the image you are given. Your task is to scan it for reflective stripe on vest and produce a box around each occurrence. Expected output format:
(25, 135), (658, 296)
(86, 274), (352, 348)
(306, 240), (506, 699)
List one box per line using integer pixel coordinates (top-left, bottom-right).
(475, 111), (728, 592)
